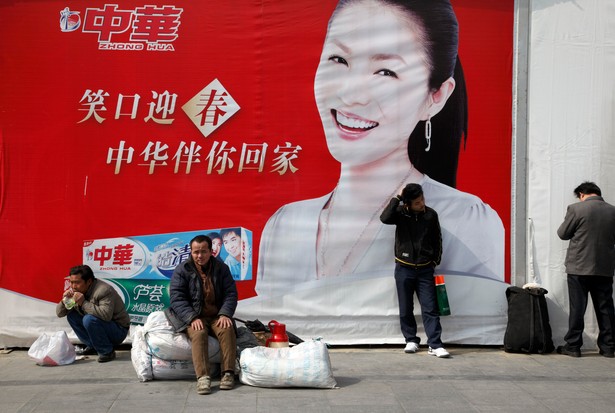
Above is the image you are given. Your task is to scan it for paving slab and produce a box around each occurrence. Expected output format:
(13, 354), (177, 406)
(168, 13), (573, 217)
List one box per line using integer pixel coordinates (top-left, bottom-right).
(1, 345), (613, 413)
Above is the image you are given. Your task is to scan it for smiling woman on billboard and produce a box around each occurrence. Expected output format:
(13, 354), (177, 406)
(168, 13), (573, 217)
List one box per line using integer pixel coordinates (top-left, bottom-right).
(255, 0), (504, 303)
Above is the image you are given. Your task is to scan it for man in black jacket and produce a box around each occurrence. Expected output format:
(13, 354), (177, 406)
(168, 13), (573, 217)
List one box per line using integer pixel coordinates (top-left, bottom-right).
(380, 183), (449, 358)
(165, 234), (238, 394)
(557, 181), (615, 358)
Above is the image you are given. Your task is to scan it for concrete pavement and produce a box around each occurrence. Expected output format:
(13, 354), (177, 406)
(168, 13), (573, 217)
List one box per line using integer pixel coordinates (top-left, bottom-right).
(1, 345), (614, 413)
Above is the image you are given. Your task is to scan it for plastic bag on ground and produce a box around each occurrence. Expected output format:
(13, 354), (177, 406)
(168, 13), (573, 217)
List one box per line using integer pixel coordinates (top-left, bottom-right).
(239, 339), (337, 388)
(28, 331), (76, 366)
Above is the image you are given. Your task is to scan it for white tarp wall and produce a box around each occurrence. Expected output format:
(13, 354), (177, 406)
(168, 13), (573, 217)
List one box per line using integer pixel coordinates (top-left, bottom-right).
(527, 0), (615, 348)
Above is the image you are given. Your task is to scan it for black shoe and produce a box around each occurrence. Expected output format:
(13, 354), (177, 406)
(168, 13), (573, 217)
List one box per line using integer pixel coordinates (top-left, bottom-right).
(98, 351), (116, 363)
(556, 345), (581, 358)
(75, 345), (97, 356)
(599, 349), (615, 358)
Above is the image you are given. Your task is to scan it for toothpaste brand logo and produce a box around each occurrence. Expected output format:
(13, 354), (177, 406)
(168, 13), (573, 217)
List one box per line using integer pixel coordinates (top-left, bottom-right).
(59, 4), (183, 52)
(59, 7), (81, 32)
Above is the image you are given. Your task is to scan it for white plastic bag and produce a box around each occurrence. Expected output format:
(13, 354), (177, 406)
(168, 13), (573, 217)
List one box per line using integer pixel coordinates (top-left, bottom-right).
(28, 331), (76, 366)
(239, 340), (337, 388)
(131, 326), (153, 382)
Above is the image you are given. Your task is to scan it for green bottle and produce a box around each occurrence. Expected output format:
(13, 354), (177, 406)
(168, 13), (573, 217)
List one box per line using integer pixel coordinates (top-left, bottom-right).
(434, 275), (451, 316)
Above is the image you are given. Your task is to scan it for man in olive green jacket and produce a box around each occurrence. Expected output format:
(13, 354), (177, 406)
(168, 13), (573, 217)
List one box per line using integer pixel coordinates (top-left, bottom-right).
(56, 265), (130, 362)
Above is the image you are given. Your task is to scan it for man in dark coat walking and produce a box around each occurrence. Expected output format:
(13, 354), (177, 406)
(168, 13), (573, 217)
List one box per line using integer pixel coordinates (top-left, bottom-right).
(557, 181), (615, 357)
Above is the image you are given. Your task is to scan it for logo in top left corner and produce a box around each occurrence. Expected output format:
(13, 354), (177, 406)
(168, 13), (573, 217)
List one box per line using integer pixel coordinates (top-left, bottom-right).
(60, 7), (81, 32)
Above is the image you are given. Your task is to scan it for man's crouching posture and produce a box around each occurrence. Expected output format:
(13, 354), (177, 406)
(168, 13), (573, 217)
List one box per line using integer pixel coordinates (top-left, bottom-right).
(56, 265), (130, 362)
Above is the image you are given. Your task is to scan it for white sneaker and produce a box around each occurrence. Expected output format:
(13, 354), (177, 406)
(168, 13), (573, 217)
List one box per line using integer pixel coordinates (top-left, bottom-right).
(196, 376), (211, 395)
(404, 342), (419, 353)
(428, 347), (450, 358)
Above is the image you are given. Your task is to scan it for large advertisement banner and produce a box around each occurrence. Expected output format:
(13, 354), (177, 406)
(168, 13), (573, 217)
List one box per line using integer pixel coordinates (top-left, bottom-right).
(0, 1), (513, 346)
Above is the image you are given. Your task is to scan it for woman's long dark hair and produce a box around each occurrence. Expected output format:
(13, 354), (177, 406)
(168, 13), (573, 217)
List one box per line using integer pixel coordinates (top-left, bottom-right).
(333, 0), (468, 188)
(409, 57), (467, 188)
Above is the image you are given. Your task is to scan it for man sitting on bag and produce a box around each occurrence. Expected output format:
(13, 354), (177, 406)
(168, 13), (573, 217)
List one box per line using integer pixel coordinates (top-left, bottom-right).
(165, 234), (238, 395)
(56, 265), (130, 362)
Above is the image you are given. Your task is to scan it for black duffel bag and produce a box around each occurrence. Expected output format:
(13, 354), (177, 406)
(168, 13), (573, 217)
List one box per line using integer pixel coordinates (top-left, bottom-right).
(503, 286), (555, 354)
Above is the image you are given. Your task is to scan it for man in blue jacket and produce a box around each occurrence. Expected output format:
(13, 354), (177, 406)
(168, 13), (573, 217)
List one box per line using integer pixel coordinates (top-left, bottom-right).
(165, 234), (238, 394)
(557, 181), (615, 358)
(380, 183), (449, 358)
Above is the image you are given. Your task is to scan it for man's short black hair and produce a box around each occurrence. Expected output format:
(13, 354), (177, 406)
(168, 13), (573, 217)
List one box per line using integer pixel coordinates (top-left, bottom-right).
(190, 234), (212, 250)
(401, 183), (423, 203)
(69, 265), (95, 281)
(574, 181), (601, 198)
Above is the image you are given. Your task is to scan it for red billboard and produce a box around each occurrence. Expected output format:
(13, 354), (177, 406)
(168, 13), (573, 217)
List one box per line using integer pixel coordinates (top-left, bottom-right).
(0, 0), (513, 344)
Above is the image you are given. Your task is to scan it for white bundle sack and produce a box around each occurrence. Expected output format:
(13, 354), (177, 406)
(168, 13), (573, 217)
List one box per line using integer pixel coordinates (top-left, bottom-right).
(146, 331), (221, 363)
(143, 311), (222, 363)
(28, 331), (76, 366)
(143, 311), (173, 332)
(131, 326), (153, 382)
(144, 311), (193, 360)
(151, 357), (196, 380)
(239, 340), (337, 388)
(145, 330), (193, 361)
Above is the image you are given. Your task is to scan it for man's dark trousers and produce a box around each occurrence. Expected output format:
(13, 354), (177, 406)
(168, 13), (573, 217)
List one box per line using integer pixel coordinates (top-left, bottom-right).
(394, 263), (443, 349)
(565, 274), (615, 353)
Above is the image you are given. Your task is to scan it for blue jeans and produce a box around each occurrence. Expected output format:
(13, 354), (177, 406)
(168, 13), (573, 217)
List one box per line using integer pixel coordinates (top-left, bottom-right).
(67, 311), (128, 355)
(394, 264), (443, 348)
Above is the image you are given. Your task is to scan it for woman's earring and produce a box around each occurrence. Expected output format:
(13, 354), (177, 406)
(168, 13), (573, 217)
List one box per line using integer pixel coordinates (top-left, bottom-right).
(424, 115), (432, 152)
